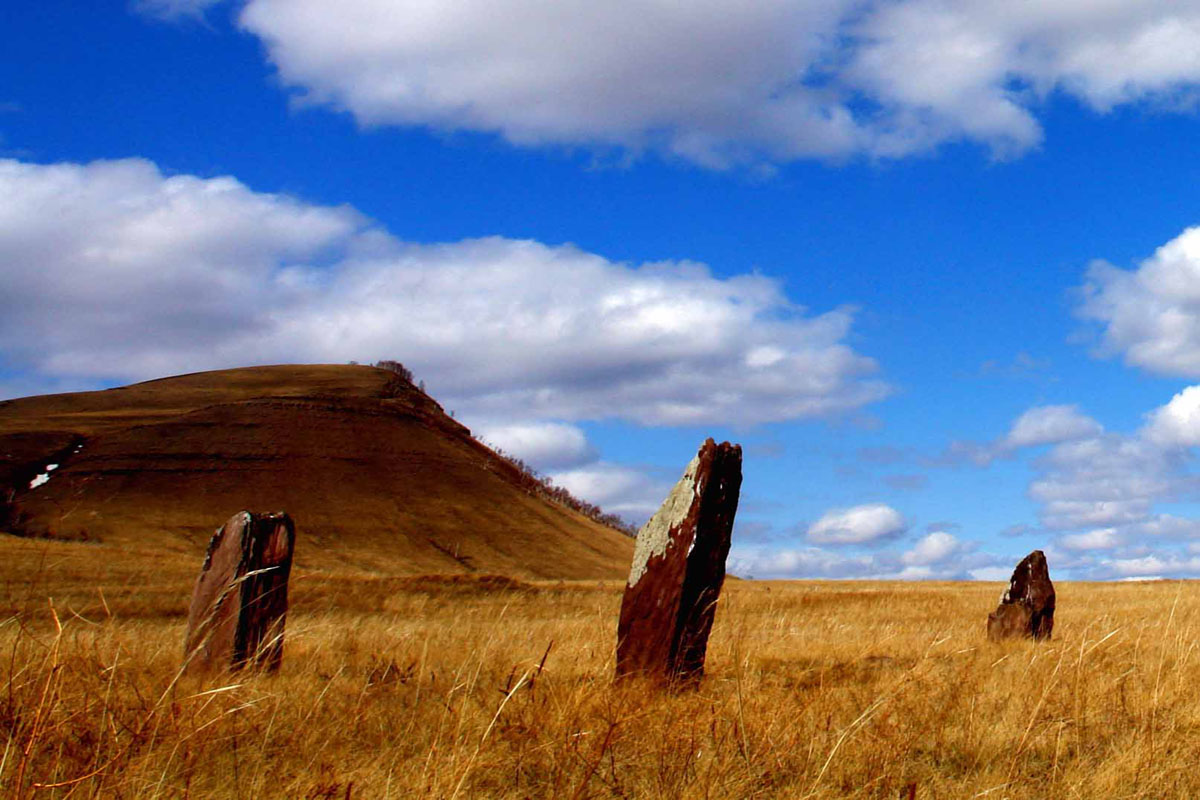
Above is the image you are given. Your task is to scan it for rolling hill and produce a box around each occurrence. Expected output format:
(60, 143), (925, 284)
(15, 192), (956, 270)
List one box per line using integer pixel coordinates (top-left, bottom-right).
(0, 364), (635, 579)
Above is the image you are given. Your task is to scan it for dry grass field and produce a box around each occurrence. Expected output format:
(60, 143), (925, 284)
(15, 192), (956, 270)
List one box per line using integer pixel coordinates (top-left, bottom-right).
(4, 537), (1200, 798)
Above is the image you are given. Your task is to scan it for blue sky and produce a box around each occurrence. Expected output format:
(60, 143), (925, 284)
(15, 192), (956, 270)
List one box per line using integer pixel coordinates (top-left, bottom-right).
(6, 2), (1200, 580)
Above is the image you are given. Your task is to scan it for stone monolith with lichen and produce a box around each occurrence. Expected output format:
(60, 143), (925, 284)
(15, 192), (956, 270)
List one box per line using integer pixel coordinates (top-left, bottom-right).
(615, 438), (742, 684)
(184, 511), (295, 673)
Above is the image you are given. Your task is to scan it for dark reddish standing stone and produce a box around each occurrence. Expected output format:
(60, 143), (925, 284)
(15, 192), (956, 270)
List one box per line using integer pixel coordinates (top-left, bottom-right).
(987, 549), (1055, 641)
(184, 511), (296, 673)
(616, 438), (742, 684)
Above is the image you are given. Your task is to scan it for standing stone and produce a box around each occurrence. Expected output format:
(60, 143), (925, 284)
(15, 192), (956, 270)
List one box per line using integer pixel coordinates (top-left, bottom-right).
(987, 549), (1055, 641)
(184, 511), (296, 673)
(616, 438), (742, 684)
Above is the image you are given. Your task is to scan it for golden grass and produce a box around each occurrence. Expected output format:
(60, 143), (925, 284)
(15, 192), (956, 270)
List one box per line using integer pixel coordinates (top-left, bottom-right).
(5, 537), (1200, 798)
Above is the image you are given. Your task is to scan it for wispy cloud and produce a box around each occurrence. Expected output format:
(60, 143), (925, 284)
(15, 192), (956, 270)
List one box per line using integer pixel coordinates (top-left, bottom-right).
(131, 0), (225, 22)
(883, 474), (928, 491)
(937, 404), (1103, 466)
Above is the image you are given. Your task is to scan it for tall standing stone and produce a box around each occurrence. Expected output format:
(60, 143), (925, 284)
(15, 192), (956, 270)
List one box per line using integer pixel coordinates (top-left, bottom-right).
(184, 511), (296, 673)
(616, 438), (742, 684)
(987, 549), (1055, 641)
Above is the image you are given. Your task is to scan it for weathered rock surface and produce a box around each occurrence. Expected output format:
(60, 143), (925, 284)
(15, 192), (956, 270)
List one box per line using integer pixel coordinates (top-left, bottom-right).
(0, 432), (85, 538)
(987, 549), (1055, 641)
(184, 511), (295, 673)
(616, 438), (742, 684)
(987, 602), (1033, 640)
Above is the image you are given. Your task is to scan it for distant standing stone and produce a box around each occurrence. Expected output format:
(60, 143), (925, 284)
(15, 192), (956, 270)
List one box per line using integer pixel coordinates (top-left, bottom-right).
(184, 511), (296, 673)
(987, 549), (1055, 641)
(616, 438), (742, 684)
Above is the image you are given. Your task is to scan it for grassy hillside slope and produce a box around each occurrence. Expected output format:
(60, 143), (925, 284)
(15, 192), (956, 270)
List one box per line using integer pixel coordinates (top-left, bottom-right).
(0, 364), (634, 579)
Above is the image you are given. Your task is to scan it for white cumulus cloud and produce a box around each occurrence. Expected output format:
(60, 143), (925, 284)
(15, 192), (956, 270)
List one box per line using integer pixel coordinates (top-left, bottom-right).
(1004, 404), (1103, 449)
(1057, 528), (1124, 551)
(0, 157), (888, 428)
(548, 462), (666, 522)
(1144, 385), (1200, 447)
(941, 403), (1103, 466)
(731, 531), (997, 579)
(1095, 554), (1200, 580)
(1030, 434), (1184, 530)
(1005, 389), (1200, 574)
(1081, 227), (1200, 377)
(901, 531), (963, 566)
(946, 388), (1200, 576)
(845, 0), (1200, 157)
(169, 0), (1200, 166)
(807, 503), (906, 545)
(473, 422), (594, 471)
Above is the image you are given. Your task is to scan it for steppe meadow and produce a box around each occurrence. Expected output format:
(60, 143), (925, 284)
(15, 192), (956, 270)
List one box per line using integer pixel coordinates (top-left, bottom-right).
(9, 3), (1200, 798)
(5, 538), (1200, 799)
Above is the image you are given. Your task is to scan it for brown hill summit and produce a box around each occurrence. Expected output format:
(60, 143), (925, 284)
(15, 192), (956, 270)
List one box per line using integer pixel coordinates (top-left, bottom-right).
(0, 364), (634, 579)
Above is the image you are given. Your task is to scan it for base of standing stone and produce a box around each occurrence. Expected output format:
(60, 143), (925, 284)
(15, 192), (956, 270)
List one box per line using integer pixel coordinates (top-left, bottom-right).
(987, 602), (1033, 641)
(184, 511), (296, 674)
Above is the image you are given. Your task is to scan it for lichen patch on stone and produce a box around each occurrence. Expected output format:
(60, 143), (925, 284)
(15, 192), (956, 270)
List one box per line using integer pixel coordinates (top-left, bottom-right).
(627, 453), (701, 587)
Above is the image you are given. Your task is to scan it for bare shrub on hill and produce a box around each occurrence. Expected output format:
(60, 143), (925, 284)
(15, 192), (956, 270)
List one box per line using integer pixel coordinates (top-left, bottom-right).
(373, 359), (414, 383)
(375, 359), (430, 401)
(486, 444), (637, 536)
(368, 358), (633, 535)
